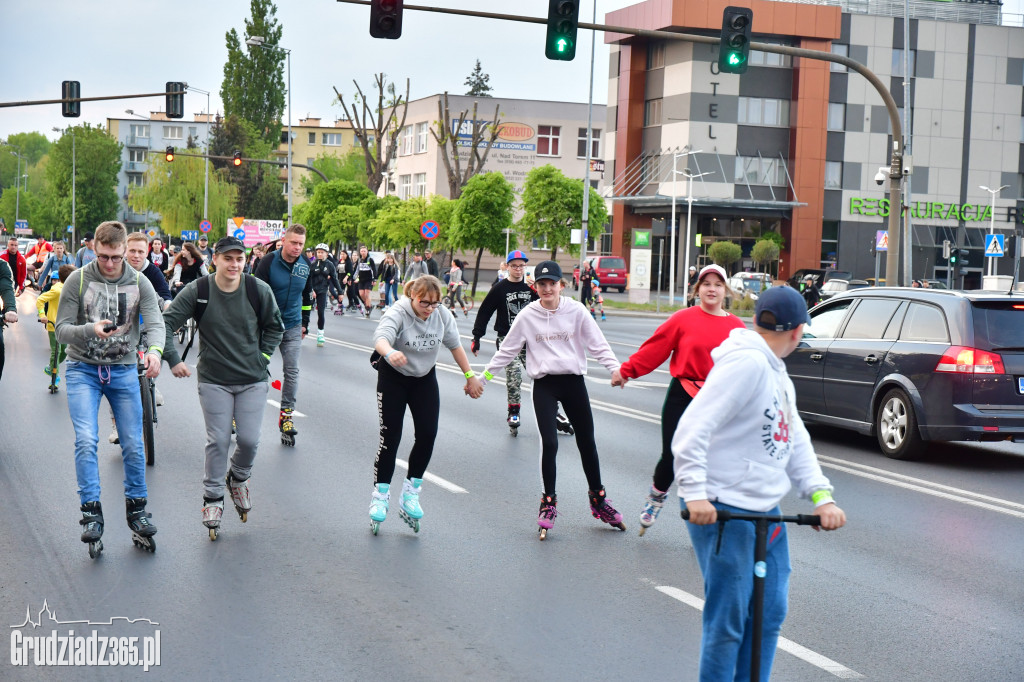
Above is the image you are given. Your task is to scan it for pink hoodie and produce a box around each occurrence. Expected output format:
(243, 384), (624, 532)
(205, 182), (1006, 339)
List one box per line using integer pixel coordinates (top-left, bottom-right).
(483, 296), (620, 380)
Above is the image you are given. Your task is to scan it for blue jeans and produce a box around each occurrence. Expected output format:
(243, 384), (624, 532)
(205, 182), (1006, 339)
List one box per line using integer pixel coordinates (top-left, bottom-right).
(277, 325), (302, 410)
(384, 281), (399, 306)
(66, 361), (147, 505)
(686, 501), (791, 682)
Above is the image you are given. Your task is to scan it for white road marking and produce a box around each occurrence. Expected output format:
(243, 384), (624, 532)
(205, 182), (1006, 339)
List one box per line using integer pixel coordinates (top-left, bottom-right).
(265, 400), (306, 418)
(395, 459), (467, 494)
(656, 586), (865, 679)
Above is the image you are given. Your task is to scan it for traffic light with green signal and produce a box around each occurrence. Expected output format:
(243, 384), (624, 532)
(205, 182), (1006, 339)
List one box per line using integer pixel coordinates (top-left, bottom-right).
(545, 0), (579, 61)
(948, 247), (959, 266)
(719, 7), (753, 74)
(369, 0), (403, 39)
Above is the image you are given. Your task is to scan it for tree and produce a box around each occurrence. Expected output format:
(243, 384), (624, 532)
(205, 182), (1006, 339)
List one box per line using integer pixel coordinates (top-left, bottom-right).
(298, 149), (367, 198)
(0, 132), (51, 194)
(431, 92), (501, 199)
(334, 74), (409, 196)
(0, 187), (45, 238)
(291, 179), (374, 244)
(221, 0), (286, 145)
(208, 114), (286, 220)
(450, 172), (514, 294)
(365, 195), (455, 257)
(464, 60), (493, 97)
(128, 152), (237, 239)
(707, 241), (743, 272)
(518, 165), (607, 260)
(751, 239), (780, 274)
(44, 123), (121, 236)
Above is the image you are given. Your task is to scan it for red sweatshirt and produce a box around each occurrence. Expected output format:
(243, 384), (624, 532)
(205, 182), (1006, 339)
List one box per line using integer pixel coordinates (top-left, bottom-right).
(0, 250), (26, 289)
(619, 306), (745, 382)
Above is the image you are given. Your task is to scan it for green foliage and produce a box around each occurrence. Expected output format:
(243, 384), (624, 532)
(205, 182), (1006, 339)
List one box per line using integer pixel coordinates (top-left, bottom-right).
(707, 241), (742, 269)
(464, 59), (493, 97)
(365, 195), (457, 252)
(0, 187), (45, 236)
(450, 172), (514, 254)
(517, 165), (607, 257)
(221, 0), (286, 145)
(751, 239), (780, 269)
(759, 230), (785, 248)
(293, 180), (374, 244)
(128, 151), (237, 239)
(298, 149), (367, 198)
(0, 132), (51, 193)
(44, 123), (121, 236)
(208, 114), (285, 220)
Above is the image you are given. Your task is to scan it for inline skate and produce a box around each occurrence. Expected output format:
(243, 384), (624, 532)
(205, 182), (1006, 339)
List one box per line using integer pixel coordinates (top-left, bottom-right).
(279, 408), (297, 446)
(555, 412), (574, 436)
(226, 471), (251, 522)
(399, 478), (424, 533)
(203, 498), (224, 541)
(588, 487), (626, 532)
(507, 403), (521, 437)
(638, 485), (668, 536)
(126, 497), (157, 552)
(537, 493), (557, 541)
(80, 501), (103, 559)
(369, 483), (390, 535)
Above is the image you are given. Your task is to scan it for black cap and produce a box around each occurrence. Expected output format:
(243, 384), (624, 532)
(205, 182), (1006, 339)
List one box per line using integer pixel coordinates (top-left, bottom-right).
(83, 232), (94, 241)
(214, 236), (246, 254)
(533, 260), (562, 282)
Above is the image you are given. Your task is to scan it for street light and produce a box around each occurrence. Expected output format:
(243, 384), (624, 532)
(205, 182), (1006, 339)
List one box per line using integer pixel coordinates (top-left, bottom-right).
(669, 148), (703, 307)
(979, 184), (1008, 277)
(124, 109), (148, 120)
(186, 85), (212, 224)
(53, 126), (76, 246)
(246, 35), (292, 225)
(682, 167), (714, 304)
(9, 149), (24, 225)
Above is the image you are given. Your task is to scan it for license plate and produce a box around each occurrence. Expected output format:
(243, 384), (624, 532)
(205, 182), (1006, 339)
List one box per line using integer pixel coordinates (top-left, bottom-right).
(1019, 377), (1024, 395)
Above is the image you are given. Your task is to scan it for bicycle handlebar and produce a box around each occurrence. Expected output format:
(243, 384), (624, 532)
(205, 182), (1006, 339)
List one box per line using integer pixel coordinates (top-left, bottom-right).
(681, 509), (821, 526)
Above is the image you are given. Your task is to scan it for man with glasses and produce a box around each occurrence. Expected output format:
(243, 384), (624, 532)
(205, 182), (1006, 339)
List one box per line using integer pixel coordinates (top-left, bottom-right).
(55, 221), (166, 556)
(470, 250), (573, 436)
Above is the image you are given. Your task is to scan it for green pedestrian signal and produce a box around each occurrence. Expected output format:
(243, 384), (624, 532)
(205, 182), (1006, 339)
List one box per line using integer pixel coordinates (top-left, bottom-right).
(949, 248), (959, 265)
(545, 0), (579, 61)
(719, 7), (753, 75)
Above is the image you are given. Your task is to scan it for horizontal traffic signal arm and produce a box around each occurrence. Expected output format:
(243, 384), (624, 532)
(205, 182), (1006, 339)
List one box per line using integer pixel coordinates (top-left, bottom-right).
(0, 88), (186, 110)
(145, 150), (328, 182)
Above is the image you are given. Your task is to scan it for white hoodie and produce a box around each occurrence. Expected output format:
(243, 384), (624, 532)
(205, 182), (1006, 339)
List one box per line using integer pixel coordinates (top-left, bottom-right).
(672, 327), (832, 512)
(483, 296), (620, 380)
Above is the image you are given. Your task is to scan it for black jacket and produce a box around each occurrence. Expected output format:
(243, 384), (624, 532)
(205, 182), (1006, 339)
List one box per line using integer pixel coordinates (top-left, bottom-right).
(472, 278), (537, 340)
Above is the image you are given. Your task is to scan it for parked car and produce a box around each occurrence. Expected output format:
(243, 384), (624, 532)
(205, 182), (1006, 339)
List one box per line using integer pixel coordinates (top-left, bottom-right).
(785, 288), (1024, 459)
(727, 272), (772, 300)
(818, 279), (870, 301)
(788, 268), (851, 288)
(589, 255), (627, 292)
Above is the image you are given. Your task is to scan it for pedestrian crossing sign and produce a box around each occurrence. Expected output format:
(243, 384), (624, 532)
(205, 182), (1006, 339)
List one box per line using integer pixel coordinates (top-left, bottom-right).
(984, 234), (1004, 257)
(875, 230), (888, 251)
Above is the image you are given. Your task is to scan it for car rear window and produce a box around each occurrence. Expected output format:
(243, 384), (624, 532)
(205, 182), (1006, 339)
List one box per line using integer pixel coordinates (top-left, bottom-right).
(899, 303), (949, 343)
(972, 302), (1024, 350)
(841, 299), (902, 339)
(597, 258), (625, 270)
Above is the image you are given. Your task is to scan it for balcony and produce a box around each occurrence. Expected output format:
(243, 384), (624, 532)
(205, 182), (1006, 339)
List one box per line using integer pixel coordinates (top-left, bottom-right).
(126, 135), (150, 148)
(126, 161), (147, 172)
(122, 210), (149, 225)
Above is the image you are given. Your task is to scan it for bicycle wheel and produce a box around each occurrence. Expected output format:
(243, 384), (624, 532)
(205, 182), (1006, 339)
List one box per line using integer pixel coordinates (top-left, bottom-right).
(140, 376), (155, 466)
(442, 294), (453, 308)
(465, 296), (475, 312)
(176, 323), (186, 344)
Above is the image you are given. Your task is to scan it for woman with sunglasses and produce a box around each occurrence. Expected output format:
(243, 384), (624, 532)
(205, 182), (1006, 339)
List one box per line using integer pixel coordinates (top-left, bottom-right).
(368, 275), (482, 535)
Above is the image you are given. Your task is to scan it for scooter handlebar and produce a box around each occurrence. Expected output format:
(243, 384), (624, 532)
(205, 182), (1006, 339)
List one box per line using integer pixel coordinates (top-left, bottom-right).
(680, 509), (821, 526)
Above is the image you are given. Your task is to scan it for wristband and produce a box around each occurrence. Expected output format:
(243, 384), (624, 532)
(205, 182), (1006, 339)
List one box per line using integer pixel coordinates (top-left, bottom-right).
(483, 370), (494, 381)
(262, 353), (271, 361)
(464, 371), (475, 379)
(385, 349), (396, 358)
(811, 490), (834, 506)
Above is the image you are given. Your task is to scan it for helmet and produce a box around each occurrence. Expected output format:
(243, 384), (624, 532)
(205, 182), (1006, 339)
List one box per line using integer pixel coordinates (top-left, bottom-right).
(315, 243), (329, 252)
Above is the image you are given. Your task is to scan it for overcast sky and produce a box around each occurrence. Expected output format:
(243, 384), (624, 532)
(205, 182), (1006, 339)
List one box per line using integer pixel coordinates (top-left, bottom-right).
(2, 0), (1021, 142)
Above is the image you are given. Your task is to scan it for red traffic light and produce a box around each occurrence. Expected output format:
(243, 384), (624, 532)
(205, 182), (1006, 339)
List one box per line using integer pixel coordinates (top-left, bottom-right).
(232, 151), (242, 167)
(165, 146), (175, 162)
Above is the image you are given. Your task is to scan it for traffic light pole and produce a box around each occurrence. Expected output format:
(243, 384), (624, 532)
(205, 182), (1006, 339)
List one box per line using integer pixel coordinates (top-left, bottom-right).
(149, 150), (329, 183)
(338, 0), (907, 285)
(0, 89), (184, 110)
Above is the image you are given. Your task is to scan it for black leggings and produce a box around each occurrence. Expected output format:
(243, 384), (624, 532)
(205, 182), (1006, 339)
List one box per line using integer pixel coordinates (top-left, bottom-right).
(653, 379), (695, 492)
(533, 374), (602, 495)
(314, 289), (329, 330)
(374, 361), (440, 485)
(344, 282), (361, 309)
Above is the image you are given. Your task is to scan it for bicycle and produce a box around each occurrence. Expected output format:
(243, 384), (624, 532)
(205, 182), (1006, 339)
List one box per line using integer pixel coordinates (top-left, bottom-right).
(137, 331), (158, 466)
(442, 286), (474, 313)
(175, 315), (197, 345)
(38, 318), (60, 394)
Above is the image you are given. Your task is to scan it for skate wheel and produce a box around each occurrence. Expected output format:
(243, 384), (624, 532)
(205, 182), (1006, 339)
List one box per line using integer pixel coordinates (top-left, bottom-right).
(238, 510), (247, 523)
(209, 528), (218, 541)
(132, 534), (156, 553)
(638, 526), (647, 537)
(510, 427), (518, 437)
(616, 522), (627, 531)
(49, 385), (59, 394)
(538, 528), (548, 541)
(281, 434), (295, 447)
(88, 540), (103, 559)
(371, 521), (380, 535)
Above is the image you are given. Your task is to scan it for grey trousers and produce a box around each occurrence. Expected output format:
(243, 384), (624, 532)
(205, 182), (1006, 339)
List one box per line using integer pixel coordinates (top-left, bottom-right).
(197, 381), (269, 500)
(278, 325), (302, 410)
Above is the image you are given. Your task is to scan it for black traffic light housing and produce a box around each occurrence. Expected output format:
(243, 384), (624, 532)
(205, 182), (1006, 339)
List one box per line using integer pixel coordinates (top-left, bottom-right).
(232, 151), (243, 167)
(61, 80), (81, 118)
(545, 0), (579, 61)
(166, 82), (185, 119)
(719, 7), (754, 74)
(369, 0), (404, 39)
(948, 247), (959, 266)
(165, 146), (175, 162)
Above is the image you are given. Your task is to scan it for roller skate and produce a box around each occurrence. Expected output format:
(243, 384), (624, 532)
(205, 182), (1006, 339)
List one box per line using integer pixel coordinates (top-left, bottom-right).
(202, 498), (224, 541)
(588, 487), (626, 532)
(279, 408), (297, 446)
(317, 331), (325, 347)
(507, 403), (521, 437)
(638, 485), (668, 536)
(226, 471), (251, 522)
(369, 483), (390, 535)
(399, 478), (423, 533)
(334, 304), (344, 316)
(125, 497), (157, 552)
(555, 412), (574, 436)
(537, 493), (558, 540)
(601, 313), (606, 321)
(79, 501), (104, 559)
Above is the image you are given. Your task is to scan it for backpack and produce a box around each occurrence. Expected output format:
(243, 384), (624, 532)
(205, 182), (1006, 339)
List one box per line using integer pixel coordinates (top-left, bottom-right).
(181, 275), (262, 362)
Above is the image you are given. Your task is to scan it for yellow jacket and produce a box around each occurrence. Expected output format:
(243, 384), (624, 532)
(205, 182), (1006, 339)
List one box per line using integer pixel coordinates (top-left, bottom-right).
(36, 281), (64, 332)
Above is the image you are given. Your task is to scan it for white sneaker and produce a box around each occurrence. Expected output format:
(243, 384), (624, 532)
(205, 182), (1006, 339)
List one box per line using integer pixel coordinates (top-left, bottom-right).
(154, 387), (164, 406)
(108, 430), (119, 445)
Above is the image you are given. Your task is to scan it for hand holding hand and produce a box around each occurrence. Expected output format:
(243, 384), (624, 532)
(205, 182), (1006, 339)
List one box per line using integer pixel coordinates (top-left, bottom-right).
(610, 369), (628, 388)
(465, 375), (484, 398)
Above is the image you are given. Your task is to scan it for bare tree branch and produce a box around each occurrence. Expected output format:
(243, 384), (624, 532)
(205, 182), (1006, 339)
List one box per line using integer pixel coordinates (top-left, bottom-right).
(430, 92), (502, 200)
(332, 74), (409, 196)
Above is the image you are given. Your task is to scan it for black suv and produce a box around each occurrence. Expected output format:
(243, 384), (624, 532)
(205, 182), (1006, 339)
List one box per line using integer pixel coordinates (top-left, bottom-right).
(785, 288), (1024, 459)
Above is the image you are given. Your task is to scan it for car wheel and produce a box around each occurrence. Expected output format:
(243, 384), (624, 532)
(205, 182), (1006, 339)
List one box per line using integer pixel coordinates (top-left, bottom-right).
(875, 388), (923, 460)
(618, 286), (625, 293)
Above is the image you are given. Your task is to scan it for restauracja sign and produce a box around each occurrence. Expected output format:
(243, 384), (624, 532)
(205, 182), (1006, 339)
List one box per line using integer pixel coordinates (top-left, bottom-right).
(850, 197), (1022, 223)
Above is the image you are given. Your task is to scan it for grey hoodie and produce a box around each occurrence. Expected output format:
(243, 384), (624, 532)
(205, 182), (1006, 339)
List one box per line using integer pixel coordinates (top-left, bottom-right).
(373, 297), (460, 377)
(55, 260), (165, 365)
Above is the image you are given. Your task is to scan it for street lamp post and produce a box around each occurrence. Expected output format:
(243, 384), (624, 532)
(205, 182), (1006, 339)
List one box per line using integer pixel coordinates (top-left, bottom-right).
(683, 168), (714, 303)
(186, 86), (212, 223)
(10, 150), (24, 224)
(979, 184), (1008, 277)
(246, 36), (292, 225)
(669, 149), (702, 307)
(53, 127), (76, 246)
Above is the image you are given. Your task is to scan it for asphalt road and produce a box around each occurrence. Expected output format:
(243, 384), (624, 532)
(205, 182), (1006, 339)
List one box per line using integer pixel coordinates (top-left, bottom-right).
(1, 293), (1021, 681)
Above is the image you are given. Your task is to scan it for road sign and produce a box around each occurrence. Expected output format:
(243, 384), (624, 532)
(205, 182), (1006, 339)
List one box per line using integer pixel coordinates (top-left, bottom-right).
(146, 229), (157, 238)
(182, 230), (199, 241)
(233, 229), (246, 241)
(984, 234), (1005, 257)
(67, 225), (74, 233)
(233, 217), (245, 229)
(199, 219), (212, 233)
(875, 230), (889, 252)
(420, 220), (439, 240)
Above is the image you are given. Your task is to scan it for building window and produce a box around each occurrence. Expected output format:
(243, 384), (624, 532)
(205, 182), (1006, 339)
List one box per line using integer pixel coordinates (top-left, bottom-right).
(537, 125), (561, 156)
(415, 122), (428, 153)
(827, 103), (846, 131)
(737, 97), (790, 127)
(644, 98), (662, 127)
(130, 124), (150, 138)
(748, 49), (791, 68)
(399, 126), (414, 156)
(824, 161), (843, 189)
(892, 49), (916, 77)
(129, 149), (147, 163)
(646, 43), (665, 70)
(163, 126), (182, 140)
(189, 127), (198, 139)
(322, 133), (342, 146)
(577, 128), (600, 158)
(734, 156), (787, 186)
(821, 220), (839, 267)
(414, 172), (427, 197)
(398, 174), (412, 200)
(830, 44), (848, 73)
(308, 132), (316, 144)
(128, 174), (145, 187)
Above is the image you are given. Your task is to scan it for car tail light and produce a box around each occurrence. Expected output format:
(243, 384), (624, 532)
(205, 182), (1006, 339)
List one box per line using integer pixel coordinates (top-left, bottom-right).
(934, 346), (1005, 374)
